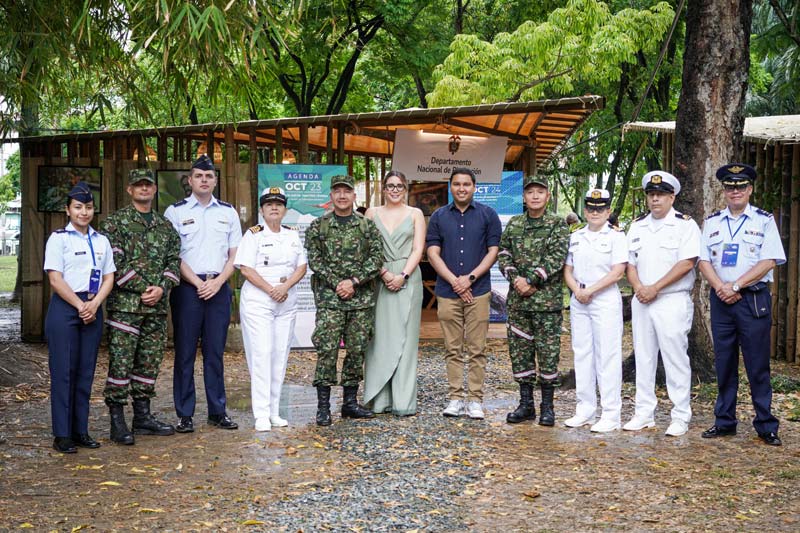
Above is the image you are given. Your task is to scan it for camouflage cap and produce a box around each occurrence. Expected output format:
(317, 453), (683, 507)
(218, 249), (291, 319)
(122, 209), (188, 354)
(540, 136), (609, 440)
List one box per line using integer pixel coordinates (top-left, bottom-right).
(523, 175), (549, 190)
(128, 168), (155, 185)
(330, 174), (355, 189)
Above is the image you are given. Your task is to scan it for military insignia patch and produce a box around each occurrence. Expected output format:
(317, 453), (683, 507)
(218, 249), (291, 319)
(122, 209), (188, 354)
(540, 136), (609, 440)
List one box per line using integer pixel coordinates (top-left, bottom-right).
(651, 175), (662, 184)
(728, 165), (745, 174)
(591, 190), (601, 199)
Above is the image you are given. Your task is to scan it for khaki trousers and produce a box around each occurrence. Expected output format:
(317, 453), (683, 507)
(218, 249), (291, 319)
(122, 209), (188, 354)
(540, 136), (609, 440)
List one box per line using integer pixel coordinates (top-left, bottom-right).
(437, 292), (491, 402)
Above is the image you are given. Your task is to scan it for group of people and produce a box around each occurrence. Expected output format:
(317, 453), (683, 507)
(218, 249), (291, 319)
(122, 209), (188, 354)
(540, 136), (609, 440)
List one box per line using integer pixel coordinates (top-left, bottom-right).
(42, 156), (785, 454)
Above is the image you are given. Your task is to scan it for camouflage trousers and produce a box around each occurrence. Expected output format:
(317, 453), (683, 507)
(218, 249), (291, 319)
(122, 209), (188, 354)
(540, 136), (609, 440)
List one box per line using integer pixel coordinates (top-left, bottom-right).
(507, 309), (562, 386)
(104, 311), (168, 405)
(312, 307), (374, 387)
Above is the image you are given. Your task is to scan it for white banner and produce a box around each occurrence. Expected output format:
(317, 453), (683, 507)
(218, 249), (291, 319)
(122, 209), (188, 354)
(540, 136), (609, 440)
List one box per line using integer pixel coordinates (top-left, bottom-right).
(391, 129), (506, 183)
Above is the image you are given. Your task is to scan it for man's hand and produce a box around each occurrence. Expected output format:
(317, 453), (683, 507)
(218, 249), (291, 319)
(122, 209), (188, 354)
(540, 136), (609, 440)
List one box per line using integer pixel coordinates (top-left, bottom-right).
(716, 282), (742, 304)
(634, 285), (659, 304)
(335, 279), (355, 300)
(459, 288), (474, 304)
(141, 286), (165, 306)
(513, 276), (537, 297)
(451, 275), (472, 295)
(197, 278), (223, 300)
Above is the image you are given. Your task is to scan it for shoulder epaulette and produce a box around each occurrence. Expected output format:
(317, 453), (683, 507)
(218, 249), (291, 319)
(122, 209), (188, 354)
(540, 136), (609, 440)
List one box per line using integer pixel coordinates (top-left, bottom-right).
(171, 199), (188, 207)
(706, 210), (722, 219)
(569, 222), (586, 233)
(675, 211), (692, 221)
(634, 211), (649, 222)
(219, 200), (234, 208)
(54, 229), (67, 234)
(248, 224), (264, 234)
(755, 207), (773, 218)
(281, 224), (298, 231)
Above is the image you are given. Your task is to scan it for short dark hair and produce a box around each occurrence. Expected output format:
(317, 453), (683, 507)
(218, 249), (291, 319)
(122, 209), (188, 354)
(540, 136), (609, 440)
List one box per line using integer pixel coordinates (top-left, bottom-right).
(449, 167), (476, 184)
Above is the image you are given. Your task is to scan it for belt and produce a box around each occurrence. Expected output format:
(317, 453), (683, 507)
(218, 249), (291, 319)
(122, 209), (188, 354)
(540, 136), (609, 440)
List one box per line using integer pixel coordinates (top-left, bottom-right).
(198, 273), (218, 280)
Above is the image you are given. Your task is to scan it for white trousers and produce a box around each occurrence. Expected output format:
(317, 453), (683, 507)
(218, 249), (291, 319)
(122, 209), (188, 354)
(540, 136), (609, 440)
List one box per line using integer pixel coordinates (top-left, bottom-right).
(570, 287), (622, 423)
(631, 291), (693, 423)
(239, 283), (297, 420)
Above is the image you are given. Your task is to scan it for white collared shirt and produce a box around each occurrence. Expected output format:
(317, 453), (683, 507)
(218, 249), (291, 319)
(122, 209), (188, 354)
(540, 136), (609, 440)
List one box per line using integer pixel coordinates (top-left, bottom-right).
(566, 223), (628, 285)
(234, 225), (307, 283)
(700, 203), (785, 283)
(43, 222), (116, 292)
(627, 208), (701, 293)
(164, 194), (243, 275)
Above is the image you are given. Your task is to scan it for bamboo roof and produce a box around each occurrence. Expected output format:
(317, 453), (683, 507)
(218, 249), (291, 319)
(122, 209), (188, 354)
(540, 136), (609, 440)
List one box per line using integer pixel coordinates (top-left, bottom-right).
(7, 96), (604, 166)
(623, 115), (800, 145)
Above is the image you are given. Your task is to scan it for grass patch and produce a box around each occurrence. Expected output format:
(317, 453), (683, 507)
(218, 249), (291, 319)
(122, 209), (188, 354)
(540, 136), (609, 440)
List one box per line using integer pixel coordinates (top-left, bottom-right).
(0, 255), (17, 293)
(771, 374), (800, 394)
(778, 469), (800, 480)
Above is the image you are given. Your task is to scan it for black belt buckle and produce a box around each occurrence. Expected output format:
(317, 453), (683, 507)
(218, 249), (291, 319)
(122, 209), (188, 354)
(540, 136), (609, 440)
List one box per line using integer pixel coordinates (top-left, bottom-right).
(206, 273), (217, 280)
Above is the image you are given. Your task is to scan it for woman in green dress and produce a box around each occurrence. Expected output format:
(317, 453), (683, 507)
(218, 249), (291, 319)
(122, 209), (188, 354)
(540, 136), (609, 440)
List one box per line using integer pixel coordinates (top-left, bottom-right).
(363, 171), (425, 415)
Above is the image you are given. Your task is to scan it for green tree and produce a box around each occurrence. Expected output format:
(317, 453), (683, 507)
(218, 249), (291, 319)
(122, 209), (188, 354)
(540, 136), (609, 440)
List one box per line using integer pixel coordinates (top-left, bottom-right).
(0, 150), (20, 204)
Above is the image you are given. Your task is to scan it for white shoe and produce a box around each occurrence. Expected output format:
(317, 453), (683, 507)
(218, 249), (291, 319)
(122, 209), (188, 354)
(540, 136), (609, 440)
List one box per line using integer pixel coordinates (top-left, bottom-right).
(622, 415), (655, 431)
(466, 401), (485, 420)
(590, 419), (620, 433)
(665, 420), (689, 436)
(564, 414), (595, 428)
(442, 400), (465, 417)
(269, 415), (288, 427)
(254, 418), (271, 432)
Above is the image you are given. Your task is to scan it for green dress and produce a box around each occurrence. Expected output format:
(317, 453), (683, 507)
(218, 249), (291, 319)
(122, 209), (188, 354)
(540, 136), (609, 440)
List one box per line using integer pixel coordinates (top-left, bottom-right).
(363, 214), (423, 415)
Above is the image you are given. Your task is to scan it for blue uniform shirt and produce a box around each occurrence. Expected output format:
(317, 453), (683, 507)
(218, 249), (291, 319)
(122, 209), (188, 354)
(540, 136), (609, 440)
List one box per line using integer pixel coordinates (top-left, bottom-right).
(700, 203), (786, 283)
(43, 223), (116, 292)
(425, 200), (502, 298)
(164, 194), (243, 275)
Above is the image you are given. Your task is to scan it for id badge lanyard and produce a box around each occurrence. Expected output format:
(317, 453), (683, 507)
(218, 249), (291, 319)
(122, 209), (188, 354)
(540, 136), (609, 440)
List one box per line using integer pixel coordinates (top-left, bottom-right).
(87, 232), (101, 296)
(721, 216), (747, 267)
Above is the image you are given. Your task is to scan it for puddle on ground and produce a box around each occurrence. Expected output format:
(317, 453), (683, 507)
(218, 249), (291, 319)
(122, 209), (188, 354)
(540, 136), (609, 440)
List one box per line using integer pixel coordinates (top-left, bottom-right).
(226, 384), (340, 426)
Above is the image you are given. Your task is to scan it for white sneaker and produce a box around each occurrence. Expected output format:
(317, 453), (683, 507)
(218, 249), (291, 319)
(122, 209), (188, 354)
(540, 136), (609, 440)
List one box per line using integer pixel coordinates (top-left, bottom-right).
(590, 419), (620, 433)
(665, 420), (689, 436)
(466, 401), (485, 420)
(622, 415), (656, 431)
(254, 418), (271, 432)
(564, 414), (595, 428)
(269, 415), (289, 427)
(442, 400), (465, 417)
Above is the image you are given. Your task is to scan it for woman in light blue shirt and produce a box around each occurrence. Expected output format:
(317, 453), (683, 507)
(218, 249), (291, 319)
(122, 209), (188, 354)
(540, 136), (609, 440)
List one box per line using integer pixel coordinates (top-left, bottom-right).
(43, 183), (115, 453)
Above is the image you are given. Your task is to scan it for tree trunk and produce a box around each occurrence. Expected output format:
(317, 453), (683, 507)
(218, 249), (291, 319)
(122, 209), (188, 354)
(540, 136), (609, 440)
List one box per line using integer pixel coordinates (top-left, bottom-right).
(673, 0), (753, 382)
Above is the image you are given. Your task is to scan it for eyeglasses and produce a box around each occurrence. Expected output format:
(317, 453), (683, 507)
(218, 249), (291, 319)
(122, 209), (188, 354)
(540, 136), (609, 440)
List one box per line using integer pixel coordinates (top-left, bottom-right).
(585, 206), (608, 213)
(384, 184), (406, 192)
(723, 184), (750, 192)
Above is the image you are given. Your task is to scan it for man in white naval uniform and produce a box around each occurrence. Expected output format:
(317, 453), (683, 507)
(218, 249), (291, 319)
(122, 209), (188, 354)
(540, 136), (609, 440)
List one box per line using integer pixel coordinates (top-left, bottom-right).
(624, 171), (701, 437)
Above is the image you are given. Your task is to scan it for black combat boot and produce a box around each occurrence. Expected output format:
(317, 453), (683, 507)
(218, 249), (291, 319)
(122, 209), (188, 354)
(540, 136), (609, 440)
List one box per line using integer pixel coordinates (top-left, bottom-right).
(341, 385), (375, 419)
(538, 384), (556, 426)
(132, 398), (175, 436)
(316, 386), (332, 426)
(109, 404), (135, 445)
(506, 382), (537, 424)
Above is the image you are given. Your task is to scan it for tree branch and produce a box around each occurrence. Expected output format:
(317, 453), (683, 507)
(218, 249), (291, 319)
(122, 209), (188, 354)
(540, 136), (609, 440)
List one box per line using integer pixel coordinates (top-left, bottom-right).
(768, 0), (800, 47)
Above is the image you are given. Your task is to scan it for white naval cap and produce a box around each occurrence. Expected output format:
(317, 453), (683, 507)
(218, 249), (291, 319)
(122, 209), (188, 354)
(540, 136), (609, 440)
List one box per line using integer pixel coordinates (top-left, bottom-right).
(642, 170), (680, 195)
(584, 188), (611, 208)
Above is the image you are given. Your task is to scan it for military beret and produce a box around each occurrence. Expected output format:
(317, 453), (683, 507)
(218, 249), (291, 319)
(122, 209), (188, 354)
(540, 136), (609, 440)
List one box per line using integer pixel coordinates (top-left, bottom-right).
(67, 182), (94, 204)
(259, 186), (287, 206)
(330, 174), (355, 189)
(191, 153), (215, 171)
(523, 175), (549, 190)
(716, 163), (756, 185)
(128, 168), (155, 185)
(584, 188), (611, 208)
(642, 170), (680, 194)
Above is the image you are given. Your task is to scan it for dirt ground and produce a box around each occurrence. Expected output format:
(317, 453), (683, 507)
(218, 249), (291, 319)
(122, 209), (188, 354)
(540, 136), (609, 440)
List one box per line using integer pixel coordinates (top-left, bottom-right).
(1, 298), (800, 531)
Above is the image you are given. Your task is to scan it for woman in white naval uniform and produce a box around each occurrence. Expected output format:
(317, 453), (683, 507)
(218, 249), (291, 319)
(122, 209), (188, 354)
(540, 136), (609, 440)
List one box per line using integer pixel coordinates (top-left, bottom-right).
(234, 187), (307, 432)
(563, 189), (628, 433)
(44, 182), (116, 453)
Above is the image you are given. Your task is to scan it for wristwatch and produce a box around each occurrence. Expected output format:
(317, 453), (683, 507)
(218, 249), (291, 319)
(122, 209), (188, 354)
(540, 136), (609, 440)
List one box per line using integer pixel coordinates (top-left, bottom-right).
(468, 274), (476, 283)
(732, 283), (740, 293)
(351, 276), (360, 287)
(401, 271), (410, 280)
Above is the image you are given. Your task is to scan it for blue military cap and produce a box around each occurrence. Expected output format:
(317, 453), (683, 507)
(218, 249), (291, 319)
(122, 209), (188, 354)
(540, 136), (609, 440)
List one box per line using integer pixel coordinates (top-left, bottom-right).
(67, 182), (94, 204)
(192, 153), (215, 171)
(716, 163), (756, 185)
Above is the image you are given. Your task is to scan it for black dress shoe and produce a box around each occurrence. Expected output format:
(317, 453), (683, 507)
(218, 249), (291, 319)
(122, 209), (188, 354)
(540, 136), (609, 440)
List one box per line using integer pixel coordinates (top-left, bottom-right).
(53, 437), (77, 454)
(208, 413), (238, 430)
(701, 425), (737, 438)
(758, 432), (782, 446)
(175, 416), (194, 433)
(72, 434), (101, 448)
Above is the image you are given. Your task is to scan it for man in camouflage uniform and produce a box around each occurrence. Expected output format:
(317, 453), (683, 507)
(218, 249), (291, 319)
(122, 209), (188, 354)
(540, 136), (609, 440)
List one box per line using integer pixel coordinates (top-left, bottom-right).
(304, 174), (384, 426)
(498, 175), (570, 426)
(100, 168), (181, 445)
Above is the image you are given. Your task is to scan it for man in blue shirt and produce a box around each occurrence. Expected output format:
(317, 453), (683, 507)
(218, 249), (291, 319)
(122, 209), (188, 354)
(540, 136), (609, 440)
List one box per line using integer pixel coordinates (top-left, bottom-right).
(698, 163), (786, 446)
(426, 168), (502, 419)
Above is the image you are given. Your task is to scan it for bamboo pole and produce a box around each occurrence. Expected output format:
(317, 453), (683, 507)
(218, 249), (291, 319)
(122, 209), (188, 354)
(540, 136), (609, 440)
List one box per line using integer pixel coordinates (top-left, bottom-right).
(275, 126), (283, 165)
(777, 144), (790, 360)
(769, 144), (779, 359)
(786, 144), (798, 363)
(298, 124), (309, 164)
